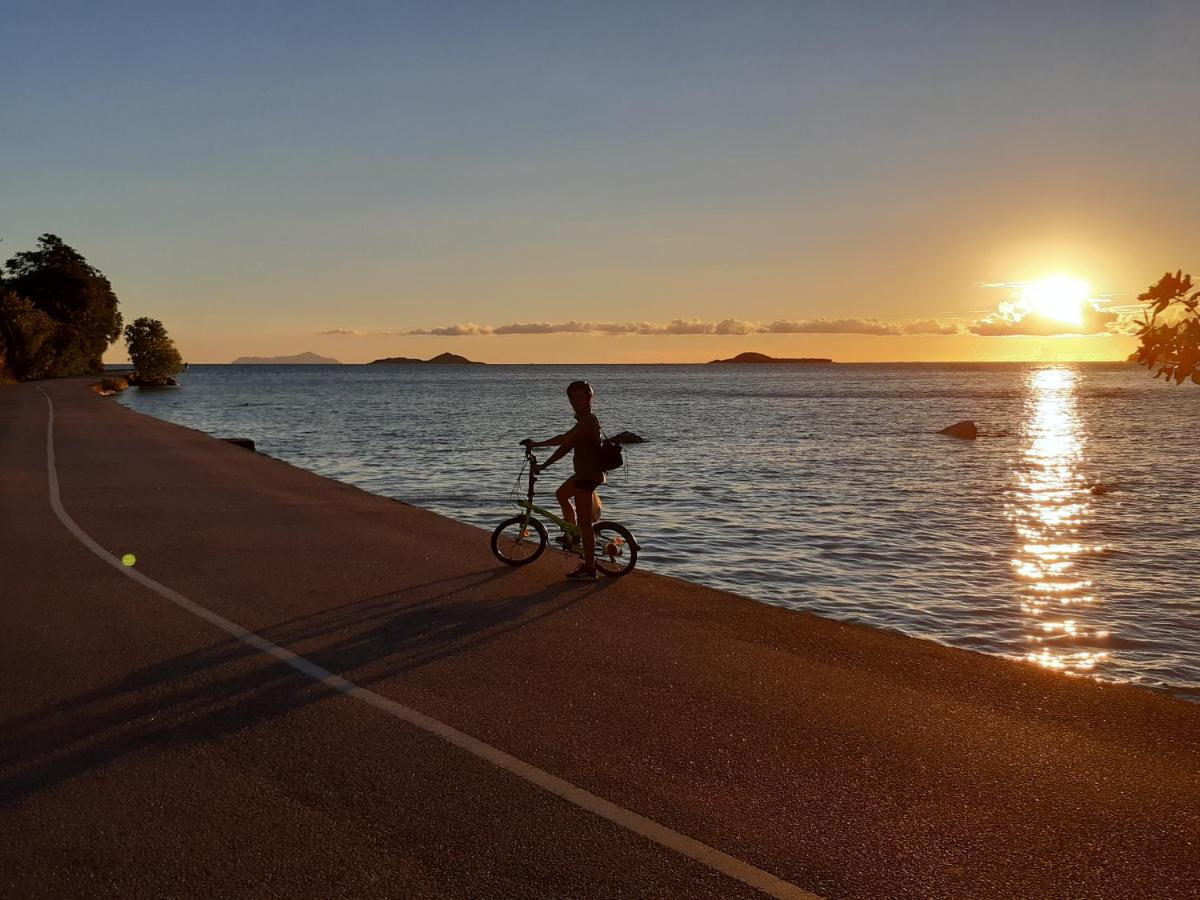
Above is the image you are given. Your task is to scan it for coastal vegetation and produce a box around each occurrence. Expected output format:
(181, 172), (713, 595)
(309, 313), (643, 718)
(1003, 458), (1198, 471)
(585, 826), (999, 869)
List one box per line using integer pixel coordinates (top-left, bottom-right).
(1133, 270), (1200, 385)
(0, 234), (122, 381)
(124, 317), (185, 386)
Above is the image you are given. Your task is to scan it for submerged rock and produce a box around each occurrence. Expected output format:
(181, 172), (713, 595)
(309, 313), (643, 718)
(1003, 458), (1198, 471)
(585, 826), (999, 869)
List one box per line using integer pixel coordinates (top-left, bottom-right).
(939, 420), (978, 440)
(129, 374), (179, 387)
(92, 376), (130, 396)
(222, 437), (257, 452)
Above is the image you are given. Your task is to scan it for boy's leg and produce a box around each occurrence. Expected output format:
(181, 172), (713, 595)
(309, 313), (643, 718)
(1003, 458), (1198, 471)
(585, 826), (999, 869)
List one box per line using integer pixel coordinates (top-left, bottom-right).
(591, 490), (602, 523)
(555, 477), (577, 526)
(574, 488), (596, 572)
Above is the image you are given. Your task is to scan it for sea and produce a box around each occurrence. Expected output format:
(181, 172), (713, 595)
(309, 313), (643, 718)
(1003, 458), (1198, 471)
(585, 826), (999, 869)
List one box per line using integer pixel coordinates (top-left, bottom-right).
(115, 362), (1200, 700)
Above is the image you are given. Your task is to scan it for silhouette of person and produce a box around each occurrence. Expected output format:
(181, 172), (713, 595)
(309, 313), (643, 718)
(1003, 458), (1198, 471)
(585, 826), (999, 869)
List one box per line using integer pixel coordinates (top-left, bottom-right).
(521, 380), (603, 580)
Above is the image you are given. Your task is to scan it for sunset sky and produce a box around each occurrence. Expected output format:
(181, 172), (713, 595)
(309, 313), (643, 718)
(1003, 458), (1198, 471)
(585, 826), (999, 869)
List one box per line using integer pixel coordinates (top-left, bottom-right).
(4, 2), (1197, 364)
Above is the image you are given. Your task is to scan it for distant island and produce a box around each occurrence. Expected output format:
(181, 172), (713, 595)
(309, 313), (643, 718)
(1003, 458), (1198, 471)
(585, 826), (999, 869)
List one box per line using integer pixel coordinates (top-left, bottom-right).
(231, 351), (341, 364)
(708, 352), (834, 364)
(368, 352), (484, 365)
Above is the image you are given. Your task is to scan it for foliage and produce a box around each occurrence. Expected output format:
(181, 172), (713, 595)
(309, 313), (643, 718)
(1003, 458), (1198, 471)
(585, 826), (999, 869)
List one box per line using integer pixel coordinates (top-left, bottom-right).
(1, 234), (123, 378)
(1132, 271), (1200, 385)
(0, 289), (58, 380)
(124, 316), (184, 383)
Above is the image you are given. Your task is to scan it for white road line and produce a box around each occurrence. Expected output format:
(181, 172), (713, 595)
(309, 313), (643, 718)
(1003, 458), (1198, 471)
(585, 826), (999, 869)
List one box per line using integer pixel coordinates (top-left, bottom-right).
(38, 387), (819, 900)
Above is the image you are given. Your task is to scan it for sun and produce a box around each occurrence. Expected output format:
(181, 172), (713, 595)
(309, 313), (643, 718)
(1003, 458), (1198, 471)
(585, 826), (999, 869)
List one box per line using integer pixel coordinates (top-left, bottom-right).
(1018, 276), (1091, 325)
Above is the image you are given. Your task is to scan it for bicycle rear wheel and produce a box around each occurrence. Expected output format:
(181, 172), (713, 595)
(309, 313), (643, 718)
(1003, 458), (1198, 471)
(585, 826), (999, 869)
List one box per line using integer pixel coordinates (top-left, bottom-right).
(593, 521), (637, 577)
(491, 516), (548, 566)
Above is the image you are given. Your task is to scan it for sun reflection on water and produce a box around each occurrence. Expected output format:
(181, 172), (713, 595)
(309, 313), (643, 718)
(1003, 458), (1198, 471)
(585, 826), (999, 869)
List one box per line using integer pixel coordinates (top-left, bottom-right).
(1008, 367), (1111, 676)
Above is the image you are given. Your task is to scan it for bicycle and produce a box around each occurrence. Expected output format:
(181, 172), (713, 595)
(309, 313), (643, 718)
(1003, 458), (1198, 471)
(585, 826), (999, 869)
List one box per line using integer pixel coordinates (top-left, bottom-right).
(490, 446), (640, 576)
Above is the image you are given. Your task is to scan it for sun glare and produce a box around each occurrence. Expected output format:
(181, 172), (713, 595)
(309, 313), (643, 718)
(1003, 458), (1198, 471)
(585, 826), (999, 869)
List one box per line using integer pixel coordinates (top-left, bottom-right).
(1019, 276), (1091, 325)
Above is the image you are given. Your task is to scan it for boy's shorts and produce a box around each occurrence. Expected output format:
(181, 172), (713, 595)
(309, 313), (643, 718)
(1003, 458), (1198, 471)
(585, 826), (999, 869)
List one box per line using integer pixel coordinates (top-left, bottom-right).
(573, 477), (602, 492)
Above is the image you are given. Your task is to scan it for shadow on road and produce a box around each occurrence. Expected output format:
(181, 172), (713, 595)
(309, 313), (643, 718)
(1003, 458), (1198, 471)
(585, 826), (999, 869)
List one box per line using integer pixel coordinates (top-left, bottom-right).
(0, 565), (597, 805)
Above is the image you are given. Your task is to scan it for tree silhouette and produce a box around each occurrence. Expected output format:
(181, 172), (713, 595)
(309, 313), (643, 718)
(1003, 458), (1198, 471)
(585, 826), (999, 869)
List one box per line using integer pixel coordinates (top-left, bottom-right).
(124, 317), (184, 384)
(2, 234), (122, 377)
(1133, 271), (1200, 385)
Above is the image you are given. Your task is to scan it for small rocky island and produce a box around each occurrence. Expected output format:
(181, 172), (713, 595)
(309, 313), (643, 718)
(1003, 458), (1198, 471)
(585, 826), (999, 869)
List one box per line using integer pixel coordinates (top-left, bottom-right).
(232, 351), (341, 364)
(368, 352), (484, 365)
(708, 352), (833, 364)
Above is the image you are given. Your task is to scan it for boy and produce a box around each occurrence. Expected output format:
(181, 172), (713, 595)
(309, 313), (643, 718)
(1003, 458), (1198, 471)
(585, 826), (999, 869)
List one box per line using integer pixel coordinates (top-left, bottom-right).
(521, 380), (604, 581)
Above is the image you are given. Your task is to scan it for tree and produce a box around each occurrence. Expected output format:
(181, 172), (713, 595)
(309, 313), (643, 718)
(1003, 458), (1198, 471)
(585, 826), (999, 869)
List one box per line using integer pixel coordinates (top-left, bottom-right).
(2, 234), (123, 376)
(0, 290), (58, 380)
(124, 317), (184, 384)
(1132, 271), (1200, 385)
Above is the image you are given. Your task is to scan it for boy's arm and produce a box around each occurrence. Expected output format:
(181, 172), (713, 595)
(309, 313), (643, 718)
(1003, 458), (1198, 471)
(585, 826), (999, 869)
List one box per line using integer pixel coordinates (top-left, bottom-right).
(523, 426), (578, 470)
(524, 430), (572, 448)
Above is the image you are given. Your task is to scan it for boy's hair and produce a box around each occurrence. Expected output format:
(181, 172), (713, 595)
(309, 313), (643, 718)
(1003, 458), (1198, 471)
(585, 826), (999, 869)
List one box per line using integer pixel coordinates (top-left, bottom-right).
(567, 380), (593, 397)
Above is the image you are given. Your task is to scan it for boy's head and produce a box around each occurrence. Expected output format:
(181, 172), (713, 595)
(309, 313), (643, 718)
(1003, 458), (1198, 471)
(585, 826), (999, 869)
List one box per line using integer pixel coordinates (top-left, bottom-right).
(567, 380), (593, 414)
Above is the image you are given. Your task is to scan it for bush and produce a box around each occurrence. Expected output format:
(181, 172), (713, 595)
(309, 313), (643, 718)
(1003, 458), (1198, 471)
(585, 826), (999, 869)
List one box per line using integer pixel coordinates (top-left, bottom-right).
(0, 289), (58, 380)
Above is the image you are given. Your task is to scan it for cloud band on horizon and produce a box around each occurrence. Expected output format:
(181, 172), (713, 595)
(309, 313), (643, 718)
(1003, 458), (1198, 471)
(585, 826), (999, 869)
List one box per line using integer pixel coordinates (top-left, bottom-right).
(321, 306), (1137, 339)
(394, 317), (964, 336)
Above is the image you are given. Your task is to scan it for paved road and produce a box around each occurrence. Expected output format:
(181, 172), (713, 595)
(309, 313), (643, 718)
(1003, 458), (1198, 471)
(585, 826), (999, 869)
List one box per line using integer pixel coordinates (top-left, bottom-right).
(2, 377), (1198, 899)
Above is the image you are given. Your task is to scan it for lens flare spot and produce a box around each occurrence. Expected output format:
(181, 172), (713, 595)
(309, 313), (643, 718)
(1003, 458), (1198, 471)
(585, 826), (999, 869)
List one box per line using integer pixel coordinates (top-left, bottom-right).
(121, 553), (137, 567)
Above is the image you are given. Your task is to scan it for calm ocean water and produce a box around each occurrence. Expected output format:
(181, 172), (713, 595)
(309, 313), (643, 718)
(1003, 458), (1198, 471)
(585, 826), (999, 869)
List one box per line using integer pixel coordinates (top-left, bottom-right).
(117, 363), (1200, 699)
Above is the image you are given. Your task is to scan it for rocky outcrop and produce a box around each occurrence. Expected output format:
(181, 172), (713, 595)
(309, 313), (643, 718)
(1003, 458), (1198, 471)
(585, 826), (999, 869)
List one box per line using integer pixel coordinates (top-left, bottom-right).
(128, 374), (179, 387)
(938, 421), (978, 440)
(369, 353), (484, 365)
(91, 376), (130, 396)
(708, 352), (833, 364)
(231, 352), (340, 364)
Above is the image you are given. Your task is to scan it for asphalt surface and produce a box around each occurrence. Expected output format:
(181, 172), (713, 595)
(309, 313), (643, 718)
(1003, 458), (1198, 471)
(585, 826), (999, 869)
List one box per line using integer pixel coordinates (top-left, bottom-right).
(2, 377), (1198, 899)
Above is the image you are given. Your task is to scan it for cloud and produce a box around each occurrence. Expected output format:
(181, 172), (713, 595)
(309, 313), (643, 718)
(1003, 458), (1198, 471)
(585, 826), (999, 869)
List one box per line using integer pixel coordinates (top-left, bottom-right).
(764, 317), (903, 335)
(405, 322), (495, 336)
(902, 319), (962, 335)
(399, 316), (962, 336)
(968, 303), (1119, 336)
(645, 319), (720, 335)
(317, 328), (365, 335)
(714, 318), (759, 335)
(493, 320), (593, 334)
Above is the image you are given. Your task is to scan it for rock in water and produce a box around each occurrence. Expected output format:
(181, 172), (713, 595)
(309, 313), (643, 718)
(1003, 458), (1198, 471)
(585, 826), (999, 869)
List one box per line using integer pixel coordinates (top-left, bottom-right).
(939, 421), (977, 440)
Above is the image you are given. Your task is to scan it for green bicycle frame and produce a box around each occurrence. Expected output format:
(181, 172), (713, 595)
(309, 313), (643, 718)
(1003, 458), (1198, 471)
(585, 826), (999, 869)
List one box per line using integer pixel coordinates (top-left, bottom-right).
(515, 448), (584, 539)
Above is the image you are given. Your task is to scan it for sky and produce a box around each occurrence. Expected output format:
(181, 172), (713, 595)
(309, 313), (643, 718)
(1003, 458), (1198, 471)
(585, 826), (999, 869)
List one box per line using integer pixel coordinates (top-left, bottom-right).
(3, 1), (1197, 364)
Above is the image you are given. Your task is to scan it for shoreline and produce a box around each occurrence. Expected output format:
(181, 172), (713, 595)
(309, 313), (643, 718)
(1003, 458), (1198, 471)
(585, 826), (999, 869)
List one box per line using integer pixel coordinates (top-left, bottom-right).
(4, 376), (1198, 897)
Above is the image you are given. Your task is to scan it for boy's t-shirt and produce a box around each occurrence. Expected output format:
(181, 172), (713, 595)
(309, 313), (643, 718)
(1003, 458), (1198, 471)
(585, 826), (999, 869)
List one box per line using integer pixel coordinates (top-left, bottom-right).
(570, 412), (604, 483)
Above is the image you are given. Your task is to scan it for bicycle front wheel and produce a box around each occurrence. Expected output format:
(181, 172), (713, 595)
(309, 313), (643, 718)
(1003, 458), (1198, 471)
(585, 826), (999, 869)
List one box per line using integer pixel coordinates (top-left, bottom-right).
(491, 516), (548, 566)
(593, 521), (638, 577)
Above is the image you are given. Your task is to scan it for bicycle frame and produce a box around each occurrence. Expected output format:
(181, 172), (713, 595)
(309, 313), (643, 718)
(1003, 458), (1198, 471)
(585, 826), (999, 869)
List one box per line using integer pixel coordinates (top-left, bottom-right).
(514, 448), (581, 537)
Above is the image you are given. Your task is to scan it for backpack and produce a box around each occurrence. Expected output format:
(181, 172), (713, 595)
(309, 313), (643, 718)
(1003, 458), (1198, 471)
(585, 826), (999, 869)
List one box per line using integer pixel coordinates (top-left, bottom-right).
(598, 436), (624, 472)
(598, 430), (645, 472)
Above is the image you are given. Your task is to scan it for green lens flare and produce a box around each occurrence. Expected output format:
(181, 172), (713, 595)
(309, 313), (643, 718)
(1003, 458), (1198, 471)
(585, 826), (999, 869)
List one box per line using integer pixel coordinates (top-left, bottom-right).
(121, 553), (136, 567)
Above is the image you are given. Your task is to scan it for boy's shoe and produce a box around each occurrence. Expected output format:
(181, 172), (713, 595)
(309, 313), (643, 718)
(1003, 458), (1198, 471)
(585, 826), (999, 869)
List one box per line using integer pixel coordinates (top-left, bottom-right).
(566, 565), (597, 582)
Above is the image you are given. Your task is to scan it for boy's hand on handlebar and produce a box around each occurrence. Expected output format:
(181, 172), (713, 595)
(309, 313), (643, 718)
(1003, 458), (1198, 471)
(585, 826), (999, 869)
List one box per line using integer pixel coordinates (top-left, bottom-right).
(519, 438), (535, 448)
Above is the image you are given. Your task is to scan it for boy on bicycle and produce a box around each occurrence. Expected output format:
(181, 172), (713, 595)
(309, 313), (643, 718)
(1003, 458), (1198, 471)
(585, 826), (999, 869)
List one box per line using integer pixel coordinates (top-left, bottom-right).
(521, 380), (604, 581)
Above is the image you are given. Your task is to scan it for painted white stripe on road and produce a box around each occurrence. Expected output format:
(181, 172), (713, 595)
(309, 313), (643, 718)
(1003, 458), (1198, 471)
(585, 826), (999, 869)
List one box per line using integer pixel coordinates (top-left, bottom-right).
(38, 387), (818, 900)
